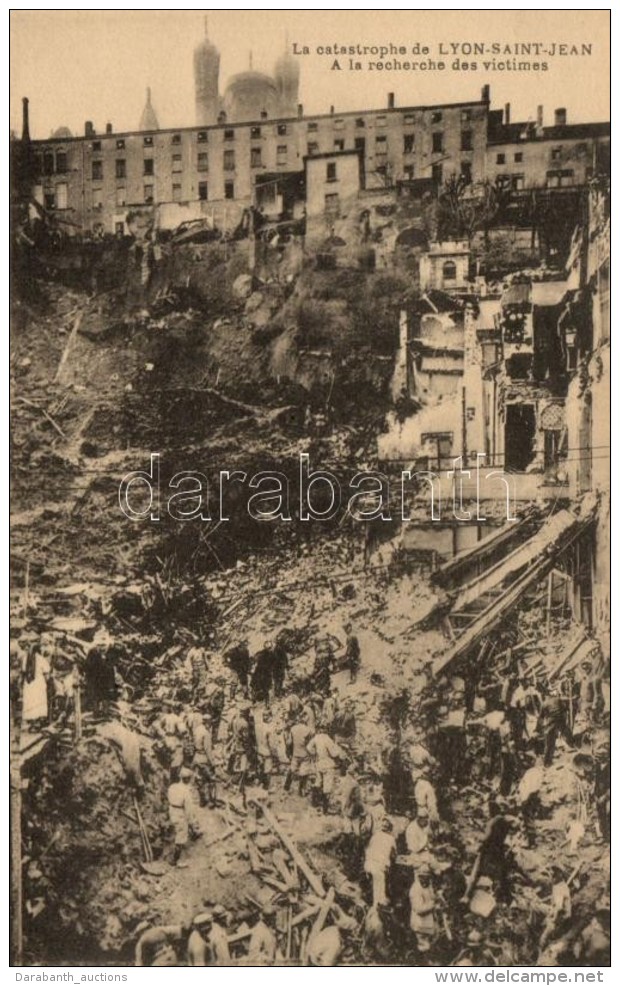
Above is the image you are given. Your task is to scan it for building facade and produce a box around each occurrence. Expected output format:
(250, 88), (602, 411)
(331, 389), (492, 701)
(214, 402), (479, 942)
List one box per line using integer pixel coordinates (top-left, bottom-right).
(22, 72), (609, 237)
(24, 90), (490, 235)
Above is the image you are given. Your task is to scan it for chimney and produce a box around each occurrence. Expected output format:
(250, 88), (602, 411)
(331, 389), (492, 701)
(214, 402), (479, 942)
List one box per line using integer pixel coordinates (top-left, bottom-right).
(504, 102), (510, 125)
(554, 107), (567, 127)
(330, 105), (334, 115)
(105, 122), (112, 134)
(536, 105), (544, 129)
(481, 84), (490, 102)
(297, 103), (303, 118)
(85, 121), (95, 137)
(388, 92), (395, 109)
(21, 97), (30, 142)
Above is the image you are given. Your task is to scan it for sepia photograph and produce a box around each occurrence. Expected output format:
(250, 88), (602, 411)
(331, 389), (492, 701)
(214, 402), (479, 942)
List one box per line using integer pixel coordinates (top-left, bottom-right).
(9, 8), (610, 970)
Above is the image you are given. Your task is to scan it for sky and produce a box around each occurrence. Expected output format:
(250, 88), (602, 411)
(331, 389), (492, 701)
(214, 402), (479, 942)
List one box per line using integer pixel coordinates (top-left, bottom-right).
(10, 10), (610, 139)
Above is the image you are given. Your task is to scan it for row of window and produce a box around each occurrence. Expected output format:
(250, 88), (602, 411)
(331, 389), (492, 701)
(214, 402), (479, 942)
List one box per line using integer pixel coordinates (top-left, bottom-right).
(43, 179), (231, 210)
(496, 147), (581, 166)
(89, 110), (478, 153)
(496, 151), (524, 164)
(91, 130), (476, 183)
(45, 157), (477, 211)
(90, 145), (295, 181)
(310, 108), (474, 132)
(90, 124), (290, 154)
(36, 120), (478, 177)
(495, 170), (574, 190)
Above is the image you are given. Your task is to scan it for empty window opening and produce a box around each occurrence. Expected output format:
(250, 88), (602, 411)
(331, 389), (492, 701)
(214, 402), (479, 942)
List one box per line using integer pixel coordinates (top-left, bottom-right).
(504, 404), (536, 471)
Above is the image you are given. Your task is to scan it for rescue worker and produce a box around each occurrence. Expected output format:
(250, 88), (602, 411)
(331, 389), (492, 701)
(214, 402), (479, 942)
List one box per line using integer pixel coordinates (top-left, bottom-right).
(227, 704), (253, 807)
(307, 913), (357, 965)
(364, 816), (396, 906)
(307, 724), (346, 813)
(539, 866), (572, 951)
(247, 904), (278, 965)
(284, 712), (314, 795)
(205, 677), (226, 745)
(192, 712), (217, 807)
(97, 719), (145, 795)
(187, 912), (212, 965)
(341, 623), (361, 683)
(412, 768), (439, 822)
(404, 805), (431, 856)
(340, 760), (366, 835)
(254, 708), (278, 789)
(409, 864), (437, 955)
(224, 640), (251, 699)
(313, 637), (339, 696)
(167, 766), (200, 867)
(540, 688), (573, 766)
(135, 921), (190, 966)
(332, 698), (357, 739)
(155, 702), (186, 776)
(186, 645), (209, 700)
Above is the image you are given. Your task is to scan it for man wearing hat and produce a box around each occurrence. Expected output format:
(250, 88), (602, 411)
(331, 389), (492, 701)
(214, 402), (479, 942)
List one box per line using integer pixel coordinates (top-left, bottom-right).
(227, 704), (254, 807)
(412, 769), (439, 823)
(409, 864), (437, 955)
(364, 816), (397, 906)
(187, 912), (212, 965)
(155, 702), (186, 776)
(284, 712), (314, 795)
(307, 724), (346, 813)
(205, 677), (226, 745)
(210, 905), (232, 965)
(191, 712), (217, 808)
(405, 805), (431, 856)
(167, 767), (200, 867)
(254, 708), (279, 790)
(247, 903), (278, 965)
(313, 637), (339, 697)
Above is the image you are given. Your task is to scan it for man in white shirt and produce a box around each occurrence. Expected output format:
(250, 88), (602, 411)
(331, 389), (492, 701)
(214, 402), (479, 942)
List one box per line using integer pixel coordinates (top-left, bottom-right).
(412, 770), (439, 822)
(308, 914), (356, 966)
(284, 714), (313, 795)
(254, 708), (279, 790)
(167, 767), (200, 867)
(404, 805), (431, 855)
(307, 727), (346, 813)
(247, 904), (278, 965)
(364, 816), (396, 906)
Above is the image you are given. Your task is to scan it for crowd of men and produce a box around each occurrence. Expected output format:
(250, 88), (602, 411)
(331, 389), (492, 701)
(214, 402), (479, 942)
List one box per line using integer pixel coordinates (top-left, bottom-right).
(17, 615), (609, 966)
(133, 621), (609, 966)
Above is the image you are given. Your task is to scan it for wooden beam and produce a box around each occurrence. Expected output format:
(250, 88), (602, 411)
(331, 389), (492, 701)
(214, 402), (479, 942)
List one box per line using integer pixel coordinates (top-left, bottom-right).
(248, 800), (325, 899)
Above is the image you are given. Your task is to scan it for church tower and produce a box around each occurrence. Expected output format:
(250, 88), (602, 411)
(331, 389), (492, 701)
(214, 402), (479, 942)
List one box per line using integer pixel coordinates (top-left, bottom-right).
(139, 87), (160, 131)
(194, 17), (220, 126)
(273, 38), (300, 118)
